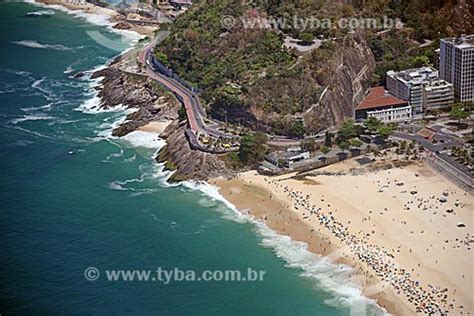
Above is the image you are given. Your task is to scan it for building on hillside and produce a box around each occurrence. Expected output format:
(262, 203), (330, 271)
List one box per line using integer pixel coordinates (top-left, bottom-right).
(168, 0), (191, 9)
(264, 151), (310, 169)
(440, 35), (474, 106)
(355, 87), (411, 123)
(386, 67), (454, 116)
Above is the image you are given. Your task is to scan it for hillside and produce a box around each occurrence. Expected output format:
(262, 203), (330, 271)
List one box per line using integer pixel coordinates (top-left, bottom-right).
(155, 0), (473, 136)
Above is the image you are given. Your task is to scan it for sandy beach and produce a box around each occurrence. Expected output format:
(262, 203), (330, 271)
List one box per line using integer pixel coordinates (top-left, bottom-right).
(211, 155), (473, 315)
(138, 120), (172, 134)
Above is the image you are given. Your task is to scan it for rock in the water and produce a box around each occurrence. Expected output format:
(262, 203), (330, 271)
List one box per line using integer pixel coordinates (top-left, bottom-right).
(113, 21), (131, 30)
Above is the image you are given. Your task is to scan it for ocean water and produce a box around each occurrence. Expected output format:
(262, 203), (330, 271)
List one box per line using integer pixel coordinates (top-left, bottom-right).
(0, 2), (384, 315)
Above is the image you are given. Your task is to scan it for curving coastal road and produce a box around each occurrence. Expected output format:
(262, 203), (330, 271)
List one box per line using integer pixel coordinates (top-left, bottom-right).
(138, 37), (233, 139)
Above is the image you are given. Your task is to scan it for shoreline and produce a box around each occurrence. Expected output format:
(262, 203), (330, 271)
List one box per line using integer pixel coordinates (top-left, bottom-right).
(209, 177), (409, 315)
(24, 2), (472, 314)
(210, 155), (473, 315)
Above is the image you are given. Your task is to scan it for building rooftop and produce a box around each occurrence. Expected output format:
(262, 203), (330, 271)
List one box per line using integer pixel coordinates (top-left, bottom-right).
(266, 150), (308, 161)
(356, 87), (408, 110)
(387, 67), (439, 84)
(442, 35), (474, 49)
(423, 79), (453, 91)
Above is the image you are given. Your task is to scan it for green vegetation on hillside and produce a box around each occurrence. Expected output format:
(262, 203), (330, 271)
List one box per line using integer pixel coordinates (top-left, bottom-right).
(237, 132), (268, 166)
(153, 0), (472, 135)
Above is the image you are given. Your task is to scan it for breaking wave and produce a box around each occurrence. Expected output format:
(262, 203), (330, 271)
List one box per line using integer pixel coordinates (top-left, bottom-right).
(25, 9), (55, 17)
(179, 181), (386, 314)
(10, 40), (75, 51)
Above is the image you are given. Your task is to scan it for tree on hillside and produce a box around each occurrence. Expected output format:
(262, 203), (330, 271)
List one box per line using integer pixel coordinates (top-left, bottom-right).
(154, 51), (169, 66)
(324, 131), (333, 147)
(320, 145), (330, 159)
(338, 141), (350, 153)
(299, 32), (315, 45)
(350, 139), (363, 150)
(377, 124), (395, 139)
(238, 132), (268, 166)
(449, 103), (469, 124)
(302, 138), (317, 152)
(290, 120), (305, 139)
(410, 55), (430, 68)
(364, 116), (382, 133)
(178, 106), (187, 122)
(338, 119), (358, 141)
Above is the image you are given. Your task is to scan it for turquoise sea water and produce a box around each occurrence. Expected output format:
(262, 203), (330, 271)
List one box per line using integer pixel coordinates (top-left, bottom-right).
(0, 3), (383, 314)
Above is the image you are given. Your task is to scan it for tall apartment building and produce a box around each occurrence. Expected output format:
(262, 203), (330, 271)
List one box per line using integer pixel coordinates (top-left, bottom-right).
(386, 67), (454, 117)
(440, 35), (474, 105)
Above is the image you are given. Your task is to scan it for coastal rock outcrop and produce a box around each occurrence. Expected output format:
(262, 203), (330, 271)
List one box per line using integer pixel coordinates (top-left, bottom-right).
(92, 62), (179, 137)
(157, 121), (235, 182)
(92, 55), (234, 181)
(113, 21), (131, 30)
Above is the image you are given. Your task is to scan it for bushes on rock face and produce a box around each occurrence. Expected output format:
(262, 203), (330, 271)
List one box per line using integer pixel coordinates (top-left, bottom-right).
(154, 51), (169, 66)
(178, 106), (187, 122)
(299, 32), (315, 45)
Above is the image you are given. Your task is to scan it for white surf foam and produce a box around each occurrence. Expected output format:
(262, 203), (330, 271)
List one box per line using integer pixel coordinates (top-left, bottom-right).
(25, 9), (55, 16)
(181, 181), (250, 224)
(121, 131), (166, 150)
(11, 40), (74, 51)
(179, 180), (384, 313)
(93, 108), (134, 138)
(63, 66), (74, 74)
(108, 181), (126, 191)
(11, 114), (55, 124)
(20, 103), (53, 112)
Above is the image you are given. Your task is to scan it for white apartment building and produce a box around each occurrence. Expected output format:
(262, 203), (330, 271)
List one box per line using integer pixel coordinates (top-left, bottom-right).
(366, 105), (412, 123)
(423, 79), (455, 110)
(386, 67), (454, 117)
(440, 35), (474, 106)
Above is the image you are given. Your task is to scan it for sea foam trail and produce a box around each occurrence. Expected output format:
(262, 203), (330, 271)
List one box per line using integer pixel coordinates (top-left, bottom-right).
(11, 114), (55, 124)
(25, 9), (55, 16)
(10, 40), (74, 51)
(180, 180), (386, 314)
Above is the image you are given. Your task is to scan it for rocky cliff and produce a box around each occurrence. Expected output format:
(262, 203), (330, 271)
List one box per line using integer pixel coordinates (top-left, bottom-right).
(156, 121), (235, 182)
(304, 32), (375, 134)
(92, 54), (234, 182)
(92, 58), (179, 137)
